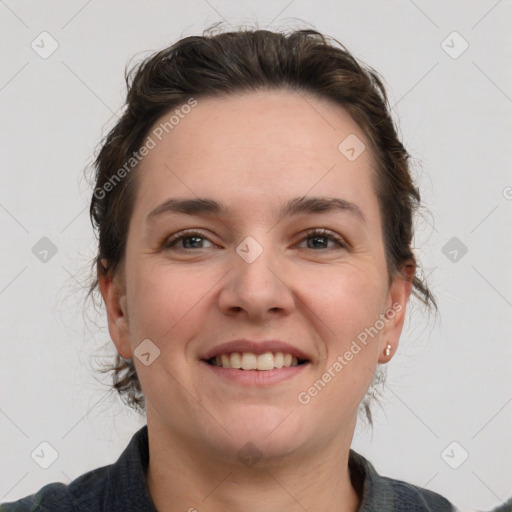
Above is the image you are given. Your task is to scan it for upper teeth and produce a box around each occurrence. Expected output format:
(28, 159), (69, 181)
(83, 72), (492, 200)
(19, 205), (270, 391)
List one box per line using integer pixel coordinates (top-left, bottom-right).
(211, 352), (300, 370)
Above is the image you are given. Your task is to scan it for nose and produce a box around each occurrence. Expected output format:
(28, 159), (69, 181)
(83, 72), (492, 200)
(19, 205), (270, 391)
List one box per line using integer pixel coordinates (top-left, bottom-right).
(217, 236), (295, 321)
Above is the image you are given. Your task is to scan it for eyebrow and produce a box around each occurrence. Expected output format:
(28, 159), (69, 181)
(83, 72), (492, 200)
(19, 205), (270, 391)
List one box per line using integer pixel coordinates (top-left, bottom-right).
(146, 196), (366, 225)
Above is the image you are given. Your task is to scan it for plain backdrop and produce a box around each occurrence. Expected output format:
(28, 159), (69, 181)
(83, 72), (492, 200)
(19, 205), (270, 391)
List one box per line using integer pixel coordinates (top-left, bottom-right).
(1, 1), (511, 510)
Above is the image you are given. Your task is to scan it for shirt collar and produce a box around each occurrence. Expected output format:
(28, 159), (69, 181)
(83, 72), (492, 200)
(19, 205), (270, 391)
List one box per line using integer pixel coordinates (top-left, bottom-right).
(109, 425), (446, 511)
(105, 424), (157, 511)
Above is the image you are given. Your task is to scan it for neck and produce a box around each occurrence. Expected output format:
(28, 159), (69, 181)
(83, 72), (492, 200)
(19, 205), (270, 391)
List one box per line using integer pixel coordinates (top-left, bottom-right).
(145, 417), (361, 512)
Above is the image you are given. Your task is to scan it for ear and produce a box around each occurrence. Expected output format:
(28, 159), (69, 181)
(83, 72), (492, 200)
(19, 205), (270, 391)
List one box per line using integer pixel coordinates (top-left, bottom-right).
(378, 260), (414, 363)
(97, 259), (132, 359)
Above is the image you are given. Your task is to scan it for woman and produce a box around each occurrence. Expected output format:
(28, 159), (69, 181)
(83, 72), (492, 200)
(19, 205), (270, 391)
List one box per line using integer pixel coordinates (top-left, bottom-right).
(2, 26), (471, 511)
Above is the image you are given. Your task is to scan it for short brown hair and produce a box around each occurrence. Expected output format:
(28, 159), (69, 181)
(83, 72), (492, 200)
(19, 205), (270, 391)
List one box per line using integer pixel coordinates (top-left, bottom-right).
(86, 26), (437, 421)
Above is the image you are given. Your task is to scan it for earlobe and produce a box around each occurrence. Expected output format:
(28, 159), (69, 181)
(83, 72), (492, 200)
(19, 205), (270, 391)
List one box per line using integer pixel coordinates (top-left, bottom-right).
(378, 263), (414, 364)
(97, 263), (132, 359)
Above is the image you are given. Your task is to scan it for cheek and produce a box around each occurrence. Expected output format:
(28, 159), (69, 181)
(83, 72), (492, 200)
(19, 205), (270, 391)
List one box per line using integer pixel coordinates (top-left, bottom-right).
(301, 268), (385, 416)
(126, 258), (230, 361)
(127, 261), (203, 343)
(309, 264), (387, 353)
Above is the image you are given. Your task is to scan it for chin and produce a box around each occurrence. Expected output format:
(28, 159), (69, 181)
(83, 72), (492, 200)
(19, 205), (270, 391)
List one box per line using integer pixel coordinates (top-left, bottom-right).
(210, 405), (307, 461)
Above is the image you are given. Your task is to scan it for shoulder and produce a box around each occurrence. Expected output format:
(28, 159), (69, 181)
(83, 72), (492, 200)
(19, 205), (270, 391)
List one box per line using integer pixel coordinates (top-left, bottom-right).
(375, 474), (457, 511)
(0, 426), (154, 512)
(349, 449), (458, 511)
(0, 464), (113, 512)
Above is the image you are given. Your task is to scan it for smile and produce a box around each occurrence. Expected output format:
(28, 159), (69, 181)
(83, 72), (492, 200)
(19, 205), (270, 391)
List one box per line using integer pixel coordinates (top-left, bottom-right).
(207, 351), (308, 371)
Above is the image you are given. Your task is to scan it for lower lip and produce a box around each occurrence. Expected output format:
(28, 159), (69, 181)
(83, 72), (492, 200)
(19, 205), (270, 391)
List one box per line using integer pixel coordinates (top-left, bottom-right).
(201, 360), (309, 386)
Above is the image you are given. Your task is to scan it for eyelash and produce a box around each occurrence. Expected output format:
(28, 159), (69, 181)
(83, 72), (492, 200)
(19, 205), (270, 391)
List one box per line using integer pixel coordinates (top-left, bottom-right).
(162, 228), (347, 251)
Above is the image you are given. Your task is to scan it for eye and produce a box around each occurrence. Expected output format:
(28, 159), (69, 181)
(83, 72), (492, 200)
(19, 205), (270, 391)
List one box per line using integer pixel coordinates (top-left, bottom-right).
(163, 230), (215, 250)
(295, 228), (346, 250)
(162, 228), (347, 251)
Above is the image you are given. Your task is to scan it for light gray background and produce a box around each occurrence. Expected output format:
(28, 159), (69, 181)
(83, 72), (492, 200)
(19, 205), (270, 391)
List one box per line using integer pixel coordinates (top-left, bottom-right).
(1, 1), (511, 510)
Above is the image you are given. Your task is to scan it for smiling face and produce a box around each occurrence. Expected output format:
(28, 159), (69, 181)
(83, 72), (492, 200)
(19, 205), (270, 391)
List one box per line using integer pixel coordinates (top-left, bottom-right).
(99, 89), (411, 463)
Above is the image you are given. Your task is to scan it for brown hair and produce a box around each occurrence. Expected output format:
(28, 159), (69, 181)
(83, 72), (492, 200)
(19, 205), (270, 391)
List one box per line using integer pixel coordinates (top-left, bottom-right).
(87, 26), (437, 421)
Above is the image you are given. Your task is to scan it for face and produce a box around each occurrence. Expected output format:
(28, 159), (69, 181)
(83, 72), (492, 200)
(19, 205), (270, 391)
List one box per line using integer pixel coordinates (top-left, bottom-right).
(100, 89), (411, 462)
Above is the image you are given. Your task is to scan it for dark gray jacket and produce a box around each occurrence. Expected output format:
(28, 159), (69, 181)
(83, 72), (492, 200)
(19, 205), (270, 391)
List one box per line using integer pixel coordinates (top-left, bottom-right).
(0, 425), (464, 511)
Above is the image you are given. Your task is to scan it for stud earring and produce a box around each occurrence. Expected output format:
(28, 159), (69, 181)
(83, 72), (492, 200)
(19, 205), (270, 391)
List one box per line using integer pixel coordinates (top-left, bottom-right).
(384, 344), (392, 357)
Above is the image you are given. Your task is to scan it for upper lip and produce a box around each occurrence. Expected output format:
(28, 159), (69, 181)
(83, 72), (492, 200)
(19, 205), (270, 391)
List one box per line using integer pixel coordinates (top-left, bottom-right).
(201, 340), (311, 361)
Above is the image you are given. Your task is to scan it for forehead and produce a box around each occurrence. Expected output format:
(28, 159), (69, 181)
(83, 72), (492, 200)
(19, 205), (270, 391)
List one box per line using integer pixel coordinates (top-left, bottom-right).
(147, 90), (370, 162)
(132, 90), (380, 227)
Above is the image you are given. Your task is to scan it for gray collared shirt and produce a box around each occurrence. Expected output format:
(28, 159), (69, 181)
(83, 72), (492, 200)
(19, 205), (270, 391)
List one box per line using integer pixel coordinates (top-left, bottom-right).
(0, 425), (463, 511)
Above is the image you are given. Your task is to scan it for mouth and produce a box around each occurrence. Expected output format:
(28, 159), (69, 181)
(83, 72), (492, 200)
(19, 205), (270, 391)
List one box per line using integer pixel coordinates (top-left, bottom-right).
(199, 340), (312, 386)
(205, 351), (310, 371)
